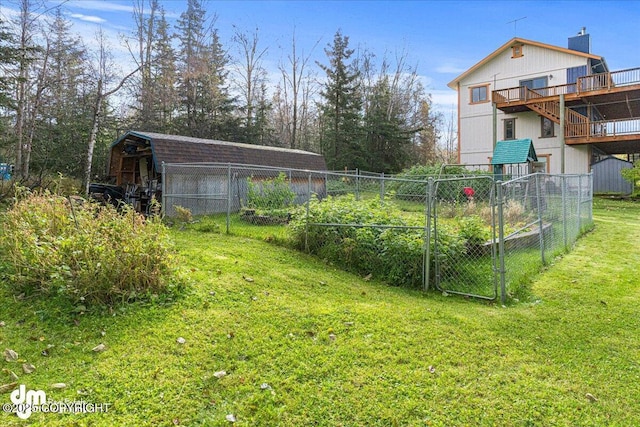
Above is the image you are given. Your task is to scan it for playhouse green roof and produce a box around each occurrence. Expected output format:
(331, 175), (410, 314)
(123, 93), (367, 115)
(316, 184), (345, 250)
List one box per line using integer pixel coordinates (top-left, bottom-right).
(491, 139), (537, 165)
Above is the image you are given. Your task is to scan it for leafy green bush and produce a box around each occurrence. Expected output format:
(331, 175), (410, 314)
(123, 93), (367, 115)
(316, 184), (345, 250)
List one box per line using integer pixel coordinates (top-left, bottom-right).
(621, 160), (640, 195)
(326, 176), (356, 196)
(247, 172), (296, 210)
(0, 190), (183, 306)
(390, 164), (494, 202)
(0, 174), (81, 207)
(388, 164), (442, 201)
(457, 215), (492, 246)
(288, 195), (465, 288)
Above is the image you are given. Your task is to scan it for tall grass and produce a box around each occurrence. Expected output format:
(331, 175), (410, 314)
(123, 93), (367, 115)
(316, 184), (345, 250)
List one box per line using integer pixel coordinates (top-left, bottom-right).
(0, 190), (183, 305)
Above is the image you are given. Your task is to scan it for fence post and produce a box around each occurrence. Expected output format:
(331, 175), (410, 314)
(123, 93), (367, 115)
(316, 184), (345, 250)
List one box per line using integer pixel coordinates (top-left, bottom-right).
(226, 163), (232, 234)
(577, 175), (582, 234)
(535, 174), (546, 265)
(589, 172), (594, 224)
(324, 172), (328, 199)
(423, 178), (434, 291)
(562, 175), (568, 250)
(161, 162), (166, 218)
(496, 181), (507, 305)
(380, 172), (385, 205)
(355, 168), (360, 201)
(305, 173), (312, 252)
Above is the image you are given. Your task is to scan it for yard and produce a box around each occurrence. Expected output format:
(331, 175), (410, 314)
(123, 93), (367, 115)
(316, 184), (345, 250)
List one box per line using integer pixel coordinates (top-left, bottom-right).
(0, 197), (639, 426)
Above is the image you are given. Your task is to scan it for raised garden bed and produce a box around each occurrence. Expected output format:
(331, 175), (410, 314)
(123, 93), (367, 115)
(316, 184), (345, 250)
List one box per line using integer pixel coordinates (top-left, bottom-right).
(470, 222), (553, 256)
(240, 209), (291, 225)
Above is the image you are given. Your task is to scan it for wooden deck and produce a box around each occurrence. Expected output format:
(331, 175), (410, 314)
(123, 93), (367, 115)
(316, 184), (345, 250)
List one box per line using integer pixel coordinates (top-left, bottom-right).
(492, 67), (640, 154)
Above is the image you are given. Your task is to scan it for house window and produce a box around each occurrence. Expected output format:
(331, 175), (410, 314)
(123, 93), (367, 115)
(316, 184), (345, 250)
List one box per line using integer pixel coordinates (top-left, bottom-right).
(512, 44), (523, 58)
(470, 84), (489, 104)
(541, 117), (555, 138)
(520, 76), (548, 90)
(504, 118), (516, 140)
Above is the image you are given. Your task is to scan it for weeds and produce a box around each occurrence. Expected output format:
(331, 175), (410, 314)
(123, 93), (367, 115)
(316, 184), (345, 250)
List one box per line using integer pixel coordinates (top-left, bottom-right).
(0, 190), (184, 306)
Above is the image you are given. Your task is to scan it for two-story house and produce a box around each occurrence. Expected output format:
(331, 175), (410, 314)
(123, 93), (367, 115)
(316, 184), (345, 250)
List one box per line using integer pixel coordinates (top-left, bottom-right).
(448, 30), (640, 175)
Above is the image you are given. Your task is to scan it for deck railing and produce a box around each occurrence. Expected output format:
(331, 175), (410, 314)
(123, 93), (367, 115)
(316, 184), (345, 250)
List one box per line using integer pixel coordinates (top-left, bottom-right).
(528, 100), (561, 120)
(493, 83), (577, 103)
(565, 109), (589, 137)
(577, 67), (640, 92)
(492, 67), (640, 104)
(566, 117), (640, 139)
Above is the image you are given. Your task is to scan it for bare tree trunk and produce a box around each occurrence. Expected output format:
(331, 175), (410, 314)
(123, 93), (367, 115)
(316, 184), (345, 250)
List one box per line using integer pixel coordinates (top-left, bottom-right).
(14, 0), (32, 179)
(83, 65), (140, 195)
(23, 40), (50, 179)
(84, 79), (103, 195)
(232, 26), (267, 142)
(279, 28), (319, 150)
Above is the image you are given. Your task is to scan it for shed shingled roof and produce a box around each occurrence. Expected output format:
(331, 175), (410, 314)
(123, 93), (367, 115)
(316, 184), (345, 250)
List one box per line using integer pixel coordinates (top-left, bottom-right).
(113, 131), (327, 171)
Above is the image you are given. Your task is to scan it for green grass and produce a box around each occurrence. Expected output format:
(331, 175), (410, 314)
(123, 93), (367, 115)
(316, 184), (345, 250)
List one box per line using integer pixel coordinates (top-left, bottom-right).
(1, 197), (640, 425)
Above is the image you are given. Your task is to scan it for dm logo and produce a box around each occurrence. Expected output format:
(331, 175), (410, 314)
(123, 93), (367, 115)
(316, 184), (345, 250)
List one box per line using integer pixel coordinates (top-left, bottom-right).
(10, 384), (47, 419)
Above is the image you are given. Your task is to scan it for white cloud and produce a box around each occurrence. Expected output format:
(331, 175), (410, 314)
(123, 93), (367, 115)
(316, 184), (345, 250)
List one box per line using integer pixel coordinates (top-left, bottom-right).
(435, 64), (466, 74)
(431, 90), (458, 116)
(63, 0), (134, 14)
(69, 13), (106, 24)
(417, 74), (434, 88)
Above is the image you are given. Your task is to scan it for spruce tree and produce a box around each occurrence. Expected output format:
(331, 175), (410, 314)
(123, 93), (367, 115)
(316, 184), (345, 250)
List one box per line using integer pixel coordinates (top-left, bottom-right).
(363, 76), (411, 173)
(317, 30), (363, 170)
(175, 0), (236, 139)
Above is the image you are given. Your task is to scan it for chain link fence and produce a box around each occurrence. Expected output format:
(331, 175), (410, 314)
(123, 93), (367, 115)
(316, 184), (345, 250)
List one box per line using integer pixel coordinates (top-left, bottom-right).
(162, 163), (327, 230)
(496, 173), (593, 300)
(162, 163), (592, 302)
(429, 175), (499, 300)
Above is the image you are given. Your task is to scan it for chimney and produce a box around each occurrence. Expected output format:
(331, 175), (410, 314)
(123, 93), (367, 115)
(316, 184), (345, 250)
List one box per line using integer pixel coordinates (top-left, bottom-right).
(568, 27), (591, 53)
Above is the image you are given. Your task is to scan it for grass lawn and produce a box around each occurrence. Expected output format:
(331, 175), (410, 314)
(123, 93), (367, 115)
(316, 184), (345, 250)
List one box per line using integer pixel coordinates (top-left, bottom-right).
(1, 197), (639, 426)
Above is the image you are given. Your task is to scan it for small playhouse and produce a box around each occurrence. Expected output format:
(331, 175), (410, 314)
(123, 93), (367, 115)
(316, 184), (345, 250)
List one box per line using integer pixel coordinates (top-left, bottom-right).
(92, 130), (327, 214)
(491, 138), (543, 179)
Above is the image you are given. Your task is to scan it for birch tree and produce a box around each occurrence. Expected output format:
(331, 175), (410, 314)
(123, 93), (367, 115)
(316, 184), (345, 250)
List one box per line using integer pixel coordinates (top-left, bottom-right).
(13, 0), (42, 179)
(230, 26), (269, 144)
(274, 28), (319, 150)
(84, 30), (141, 194)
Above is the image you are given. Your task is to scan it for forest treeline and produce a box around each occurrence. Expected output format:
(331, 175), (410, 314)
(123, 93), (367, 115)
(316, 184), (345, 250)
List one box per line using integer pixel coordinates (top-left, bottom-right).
(0, 0), (456, 190)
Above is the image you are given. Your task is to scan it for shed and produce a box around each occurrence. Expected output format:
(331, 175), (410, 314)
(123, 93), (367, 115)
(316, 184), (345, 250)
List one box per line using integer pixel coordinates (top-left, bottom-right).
(97, 130), (327, 214)
(107, 130), (327, 186)
(592, 156), (633, 195)
(491, 139), (540, 178)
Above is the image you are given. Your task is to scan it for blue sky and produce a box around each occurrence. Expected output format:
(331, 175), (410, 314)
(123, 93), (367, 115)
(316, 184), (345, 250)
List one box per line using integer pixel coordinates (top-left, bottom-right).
(3, 0), (640, 119)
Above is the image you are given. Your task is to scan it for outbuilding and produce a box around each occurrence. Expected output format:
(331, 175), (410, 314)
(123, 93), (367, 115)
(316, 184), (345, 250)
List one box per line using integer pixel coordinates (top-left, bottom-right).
(93, 130), (327, 214)
(491, 138), (544, 178)
(592, 156), (633, 195)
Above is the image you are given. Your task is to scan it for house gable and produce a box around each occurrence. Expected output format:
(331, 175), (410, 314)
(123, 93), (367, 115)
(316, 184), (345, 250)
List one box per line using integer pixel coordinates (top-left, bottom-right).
(447, 37), (604, 90)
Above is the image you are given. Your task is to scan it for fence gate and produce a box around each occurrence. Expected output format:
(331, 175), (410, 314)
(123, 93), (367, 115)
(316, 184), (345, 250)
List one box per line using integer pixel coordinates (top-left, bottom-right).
(429, 176), (499, 300)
